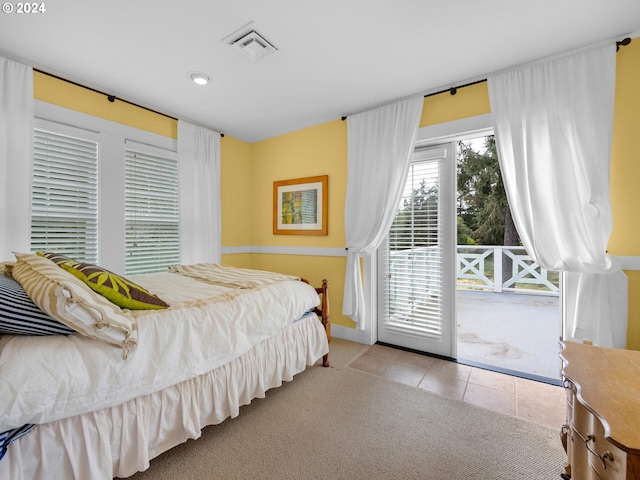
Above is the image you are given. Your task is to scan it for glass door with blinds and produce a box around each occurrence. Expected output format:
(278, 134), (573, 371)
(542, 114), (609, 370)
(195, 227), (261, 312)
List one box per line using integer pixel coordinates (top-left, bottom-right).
(377, 142), (456, 357)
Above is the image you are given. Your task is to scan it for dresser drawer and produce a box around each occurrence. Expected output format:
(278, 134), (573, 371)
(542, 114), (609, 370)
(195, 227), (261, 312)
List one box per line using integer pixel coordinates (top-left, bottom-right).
(569, 401), (625, 479)
(568, 426), (599, 480)
(586, 419), (627, 480)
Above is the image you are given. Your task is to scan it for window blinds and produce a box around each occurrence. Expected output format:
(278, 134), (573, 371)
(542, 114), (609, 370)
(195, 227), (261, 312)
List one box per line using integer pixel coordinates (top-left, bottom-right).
(31, 129), (98, 263)
(124, 149), (179, 275)
(382, 155), (443, 339)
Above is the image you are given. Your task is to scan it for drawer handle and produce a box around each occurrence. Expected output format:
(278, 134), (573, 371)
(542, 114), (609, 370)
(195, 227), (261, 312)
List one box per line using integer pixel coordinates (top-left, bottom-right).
(585, 434), (614, 469)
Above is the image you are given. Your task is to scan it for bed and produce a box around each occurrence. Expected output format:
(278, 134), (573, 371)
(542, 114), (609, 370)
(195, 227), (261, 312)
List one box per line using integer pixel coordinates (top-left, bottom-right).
(0, 252), (330, 479)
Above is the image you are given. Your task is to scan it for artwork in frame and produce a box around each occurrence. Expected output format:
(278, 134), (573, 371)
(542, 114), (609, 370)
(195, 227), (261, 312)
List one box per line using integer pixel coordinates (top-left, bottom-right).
(273, 175), (328, 235)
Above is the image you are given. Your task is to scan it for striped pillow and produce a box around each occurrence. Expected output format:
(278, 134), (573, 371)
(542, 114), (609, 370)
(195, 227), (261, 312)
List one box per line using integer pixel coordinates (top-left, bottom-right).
(0, 275), (76, 335)
(12, 252), (138, 358)
(0, 424), (34, 461)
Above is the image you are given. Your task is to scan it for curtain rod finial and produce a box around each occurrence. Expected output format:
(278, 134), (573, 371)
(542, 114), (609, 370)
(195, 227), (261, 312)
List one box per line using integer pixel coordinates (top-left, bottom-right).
(616, 37), (631, 51)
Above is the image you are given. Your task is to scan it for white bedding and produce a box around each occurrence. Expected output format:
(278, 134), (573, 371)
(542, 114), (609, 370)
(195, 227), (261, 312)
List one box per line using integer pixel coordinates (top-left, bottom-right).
(1, 314), (329, 479)
(0, 272), (321, 432)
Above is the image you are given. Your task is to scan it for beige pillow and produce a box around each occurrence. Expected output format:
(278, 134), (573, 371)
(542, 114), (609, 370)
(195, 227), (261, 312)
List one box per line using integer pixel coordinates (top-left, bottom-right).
(12, 252), (138, 358)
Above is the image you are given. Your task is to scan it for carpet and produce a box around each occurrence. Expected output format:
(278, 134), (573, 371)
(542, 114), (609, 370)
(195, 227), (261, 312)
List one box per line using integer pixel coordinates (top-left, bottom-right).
(126, 339), (566, 479)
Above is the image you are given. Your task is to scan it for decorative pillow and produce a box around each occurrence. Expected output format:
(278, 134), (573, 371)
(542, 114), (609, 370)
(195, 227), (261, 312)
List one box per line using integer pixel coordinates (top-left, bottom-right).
(0, 275), (76, 335)
(12, 252), (138, 358)
(36, 252), (75, 266)
(0, 424), (34, 461)
(38, 252), (169, 310)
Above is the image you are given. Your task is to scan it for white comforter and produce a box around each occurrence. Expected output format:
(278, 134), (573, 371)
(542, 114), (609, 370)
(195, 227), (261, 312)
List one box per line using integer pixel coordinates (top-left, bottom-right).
(0, 272), (321, 432)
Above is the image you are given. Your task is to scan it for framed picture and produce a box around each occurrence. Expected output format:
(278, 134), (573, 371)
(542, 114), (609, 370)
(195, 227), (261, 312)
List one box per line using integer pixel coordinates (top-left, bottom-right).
(273, 175), (328, 235)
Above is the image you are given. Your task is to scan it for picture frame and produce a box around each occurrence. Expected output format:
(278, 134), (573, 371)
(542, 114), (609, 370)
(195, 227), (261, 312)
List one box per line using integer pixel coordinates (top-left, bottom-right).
(273, 175), (328, 235)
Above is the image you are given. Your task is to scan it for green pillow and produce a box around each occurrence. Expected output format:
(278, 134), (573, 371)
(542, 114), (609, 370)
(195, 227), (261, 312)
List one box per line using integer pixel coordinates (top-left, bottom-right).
(37, 252), (169, 310)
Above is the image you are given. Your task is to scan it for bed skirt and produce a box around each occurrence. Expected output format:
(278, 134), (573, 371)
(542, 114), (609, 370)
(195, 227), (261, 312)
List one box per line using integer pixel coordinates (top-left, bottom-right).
(1, 314), (329, 480)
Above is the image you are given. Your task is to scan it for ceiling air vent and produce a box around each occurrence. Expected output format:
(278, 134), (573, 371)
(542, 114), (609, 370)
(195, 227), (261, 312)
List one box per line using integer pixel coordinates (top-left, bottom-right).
(223, 22), (278, 62)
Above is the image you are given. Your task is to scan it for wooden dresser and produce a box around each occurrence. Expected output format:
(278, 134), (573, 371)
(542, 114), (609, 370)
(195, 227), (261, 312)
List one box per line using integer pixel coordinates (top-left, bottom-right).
(560, 341), (640, 479)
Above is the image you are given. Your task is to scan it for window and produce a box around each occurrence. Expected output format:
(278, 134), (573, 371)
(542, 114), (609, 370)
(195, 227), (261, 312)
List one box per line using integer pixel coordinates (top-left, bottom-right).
(31, 129), (98, 262)
(32, 101), (178, 274)
(124, 149), (179, 275)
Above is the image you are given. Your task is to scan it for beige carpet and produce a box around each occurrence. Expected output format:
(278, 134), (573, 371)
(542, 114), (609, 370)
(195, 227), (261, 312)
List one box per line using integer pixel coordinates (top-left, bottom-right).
(126, 339), (566, 480)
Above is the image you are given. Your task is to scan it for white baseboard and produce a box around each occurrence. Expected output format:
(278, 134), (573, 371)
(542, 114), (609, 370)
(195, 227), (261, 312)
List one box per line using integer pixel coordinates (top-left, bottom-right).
(330, 324), (373, 345)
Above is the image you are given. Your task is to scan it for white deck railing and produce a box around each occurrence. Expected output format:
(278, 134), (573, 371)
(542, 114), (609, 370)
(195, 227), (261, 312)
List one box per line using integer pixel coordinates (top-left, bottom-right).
(457, 245), (559, 295)
(389, 245), (559, 296)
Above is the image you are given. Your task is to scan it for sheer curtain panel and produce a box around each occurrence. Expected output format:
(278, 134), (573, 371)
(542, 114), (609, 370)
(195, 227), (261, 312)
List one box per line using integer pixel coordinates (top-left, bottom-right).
(488, 44), (627, 348)
(177, 120), (221, 265)
(343, 96), (423, 329)
(0, 57), (33, 259)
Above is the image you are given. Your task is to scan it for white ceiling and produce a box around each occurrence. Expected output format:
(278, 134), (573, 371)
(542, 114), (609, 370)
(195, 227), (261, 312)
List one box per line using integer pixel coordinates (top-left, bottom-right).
(1, 0), (639, 143)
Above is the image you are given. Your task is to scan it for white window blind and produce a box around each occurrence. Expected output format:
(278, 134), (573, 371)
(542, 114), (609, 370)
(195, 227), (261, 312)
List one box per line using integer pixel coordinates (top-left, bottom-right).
(382, 153), (443, 338)
(31, 129), (98, 263)
(125, 149), (179, 275)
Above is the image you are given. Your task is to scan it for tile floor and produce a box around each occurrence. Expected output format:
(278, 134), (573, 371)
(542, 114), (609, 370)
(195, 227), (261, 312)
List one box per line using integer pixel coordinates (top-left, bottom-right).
(349, 344), (566, 429)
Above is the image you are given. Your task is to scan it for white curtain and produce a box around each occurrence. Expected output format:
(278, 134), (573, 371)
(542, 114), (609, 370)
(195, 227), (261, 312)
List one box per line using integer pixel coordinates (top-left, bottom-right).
(488, 44), (628, 348)
(0, 57), (33, 259)
(177, 120), (221, 265)
(343, 96), (423, 329)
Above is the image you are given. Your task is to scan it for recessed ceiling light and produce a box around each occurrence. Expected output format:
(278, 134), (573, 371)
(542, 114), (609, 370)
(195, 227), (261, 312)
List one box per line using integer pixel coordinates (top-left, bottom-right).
(189, 72), (210, 85)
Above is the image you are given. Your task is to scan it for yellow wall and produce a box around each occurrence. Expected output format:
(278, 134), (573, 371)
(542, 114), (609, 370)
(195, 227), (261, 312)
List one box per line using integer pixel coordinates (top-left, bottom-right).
(32, 37), (640, 345)
(243, 84), (492, 330)
(220, 136), (253, 269)
(609, 40), (640, 349)
(420, 81), (491, 127)
(249, 119), (351, 327)
(34, 72), (177, 138)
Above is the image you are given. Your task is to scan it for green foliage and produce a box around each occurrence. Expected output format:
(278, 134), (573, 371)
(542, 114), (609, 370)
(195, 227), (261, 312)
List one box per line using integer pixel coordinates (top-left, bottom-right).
(457, 136), (518, 246)
(457, 216), (475, 245)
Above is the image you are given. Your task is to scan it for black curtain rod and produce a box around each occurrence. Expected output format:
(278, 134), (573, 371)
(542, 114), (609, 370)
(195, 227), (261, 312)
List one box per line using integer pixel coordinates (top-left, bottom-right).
(423, 78), (487, 99)
(32, 68), (227, 137)
(340, 79), (487, 121)
(341, 37), (632, 121)
(34, 68), (178, 121)
(422, 37), (632, 99)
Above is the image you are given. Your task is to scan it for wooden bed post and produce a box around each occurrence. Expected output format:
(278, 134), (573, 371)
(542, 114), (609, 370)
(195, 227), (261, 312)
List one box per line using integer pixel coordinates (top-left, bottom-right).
(301, 278), (330, 367)
(316, 279), (330, 367)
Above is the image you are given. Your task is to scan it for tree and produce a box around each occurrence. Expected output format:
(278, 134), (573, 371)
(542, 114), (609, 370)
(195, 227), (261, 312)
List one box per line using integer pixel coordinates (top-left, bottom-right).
(457, 216), (475, 245)
(457, 136), (520, 281)
(457, 136), (518, 246)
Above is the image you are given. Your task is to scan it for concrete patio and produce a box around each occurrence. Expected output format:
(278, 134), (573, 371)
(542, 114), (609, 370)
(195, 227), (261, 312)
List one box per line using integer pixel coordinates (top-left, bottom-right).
(455, 289), (561, 383)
